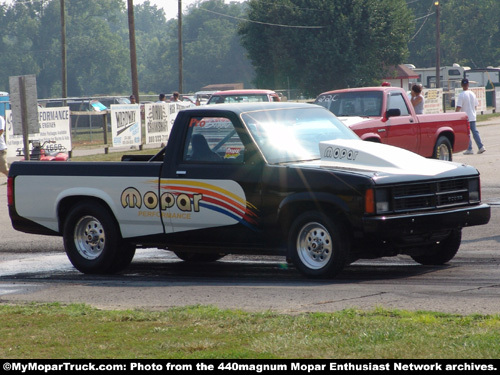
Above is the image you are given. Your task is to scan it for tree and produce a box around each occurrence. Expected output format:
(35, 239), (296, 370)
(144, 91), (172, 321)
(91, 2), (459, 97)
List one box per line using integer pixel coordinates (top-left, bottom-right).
(407, 0), (500, 69)
(441, 0), (500, 68)
(0, 1), (42, 92)
(240, 0), (412, 96)
(161, 0), (253, 93)
(62, 0), (129, 96)
(132, 0), (172, 95)
(0, 0), (130, 97)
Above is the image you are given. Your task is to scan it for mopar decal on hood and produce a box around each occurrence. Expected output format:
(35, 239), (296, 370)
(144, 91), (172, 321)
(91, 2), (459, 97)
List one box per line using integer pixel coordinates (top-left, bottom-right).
(319, 139), (458, 176)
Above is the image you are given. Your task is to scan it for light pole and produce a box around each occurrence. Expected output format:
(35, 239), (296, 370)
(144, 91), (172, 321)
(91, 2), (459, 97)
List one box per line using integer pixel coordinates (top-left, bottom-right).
(178, 0), (183, 94)
(127, 0), (140, 103)
(435, 1), (441, 89)
(60, 0), (67, 102)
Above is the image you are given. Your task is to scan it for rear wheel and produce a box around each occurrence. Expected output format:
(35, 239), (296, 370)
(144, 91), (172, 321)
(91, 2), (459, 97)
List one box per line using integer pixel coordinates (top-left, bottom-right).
(288, 211), (349, 278)
(63, 201), (135, 274)
(433, 136), (453, 161)
(411, 229), (462, 265)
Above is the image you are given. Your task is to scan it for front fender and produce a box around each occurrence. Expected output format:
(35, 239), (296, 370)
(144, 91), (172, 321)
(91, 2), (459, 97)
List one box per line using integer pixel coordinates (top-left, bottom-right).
(277, 191), (355, 230)
(359, 133), (382, 142)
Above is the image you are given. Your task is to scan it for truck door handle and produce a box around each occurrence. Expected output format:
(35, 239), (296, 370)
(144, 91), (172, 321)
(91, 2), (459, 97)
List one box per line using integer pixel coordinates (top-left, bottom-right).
(378, 129), (386, 133)
(176, 170), (187, 175)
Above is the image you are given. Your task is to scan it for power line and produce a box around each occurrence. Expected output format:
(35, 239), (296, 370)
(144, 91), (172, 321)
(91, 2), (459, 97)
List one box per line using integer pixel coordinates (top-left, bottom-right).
(200, 8), (325, 29)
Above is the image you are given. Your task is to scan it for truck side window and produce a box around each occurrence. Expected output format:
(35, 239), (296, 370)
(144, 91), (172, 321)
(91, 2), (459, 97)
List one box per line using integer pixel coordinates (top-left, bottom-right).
(183, 116), (245, 163)
(388, 93), (410, 116)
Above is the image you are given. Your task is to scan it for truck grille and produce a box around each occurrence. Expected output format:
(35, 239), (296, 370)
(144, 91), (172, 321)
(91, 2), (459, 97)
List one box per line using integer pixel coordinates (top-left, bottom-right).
(392, 178), (472, 212)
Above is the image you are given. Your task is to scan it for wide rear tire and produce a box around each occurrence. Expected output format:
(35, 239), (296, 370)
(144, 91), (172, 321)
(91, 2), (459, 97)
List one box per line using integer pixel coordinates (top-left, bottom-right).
(63, 200), (135, 274)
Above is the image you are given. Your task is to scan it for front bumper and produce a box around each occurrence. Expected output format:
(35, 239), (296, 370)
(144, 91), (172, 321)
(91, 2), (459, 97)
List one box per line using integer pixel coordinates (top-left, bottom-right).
(362, 203), (491, 241)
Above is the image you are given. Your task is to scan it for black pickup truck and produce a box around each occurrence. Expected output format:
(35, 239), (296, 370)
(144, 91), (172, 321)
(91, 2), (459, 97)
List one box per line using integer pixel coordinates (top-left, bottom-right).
(7, 103), (491, 278)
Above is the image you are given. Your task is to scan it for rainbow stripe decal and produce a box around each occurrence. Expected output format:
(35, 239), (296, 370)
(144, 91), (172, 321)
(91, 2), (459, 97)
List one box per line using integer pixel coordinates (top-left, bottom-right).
(160, 179), (259, 230)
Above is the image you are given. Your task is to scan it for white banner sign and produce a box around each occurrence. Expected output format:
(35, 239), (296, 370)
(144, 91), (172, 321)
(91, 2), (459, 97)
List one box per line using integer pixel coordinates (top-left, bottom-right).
(423, 88), (443, 114)
(145, 102), (191, 145)
(145, 103), (170, 145)
(495, 87), (500, 111)
(5, 107), (71, 158)
(110, 104), (142, 147)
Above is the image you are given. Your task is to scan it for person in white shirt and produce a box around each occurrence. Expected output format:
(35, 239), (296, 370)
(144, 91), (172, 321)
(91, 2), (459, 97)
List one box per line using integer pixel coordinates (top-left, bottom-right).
(456, 78), (485, 154)
(0, 115), (9, 176)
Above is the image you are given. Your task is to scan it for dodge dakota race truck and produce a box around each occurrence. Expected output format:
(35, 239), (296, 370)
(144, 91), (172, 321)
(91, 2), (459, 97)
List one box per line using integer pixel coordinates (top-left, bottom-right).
(7, 103), (491, 278)
(314, 86), (470, 161)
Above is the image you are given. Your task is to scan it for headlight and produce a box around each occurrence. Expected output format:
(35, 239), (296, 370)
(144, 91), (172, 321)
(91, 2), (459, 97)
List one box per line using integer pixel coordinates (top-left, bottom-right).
(468, 178), (480, 202)
(375, 189), (391, 213)
(365, 188), (391, 214)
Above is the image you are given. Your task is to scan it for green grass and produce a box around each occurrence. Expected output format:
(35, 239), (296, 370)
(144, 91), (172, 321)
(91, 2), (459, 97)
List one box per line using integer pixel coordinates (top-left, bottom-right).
(477, 111), (500, 122)
(1, 304), (499, 359)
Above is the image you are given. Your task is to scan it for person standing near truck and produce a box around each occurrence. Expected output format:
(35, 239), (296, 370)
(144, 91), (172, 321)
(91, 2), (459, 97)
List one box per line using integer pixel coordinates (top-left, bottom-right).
(456, 78), (485, 154)
(0, 114), (9, 177)
(410, 84), (425, 114)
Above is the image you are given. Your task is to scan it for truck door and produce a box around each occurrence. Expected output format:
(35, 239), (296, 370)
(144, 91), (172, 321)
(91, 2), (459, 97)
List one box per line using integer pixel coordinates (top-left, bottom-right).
(384, 92), (419, 153)
(160, 114), (265, 246)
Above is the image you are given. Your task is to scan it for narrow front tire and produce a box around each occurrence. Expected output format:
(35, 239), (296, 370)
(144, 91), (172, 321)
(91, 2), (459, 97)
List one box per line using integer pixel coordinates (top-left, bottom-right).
(411, 229), (461, 265)
(288, 212), (349, 278)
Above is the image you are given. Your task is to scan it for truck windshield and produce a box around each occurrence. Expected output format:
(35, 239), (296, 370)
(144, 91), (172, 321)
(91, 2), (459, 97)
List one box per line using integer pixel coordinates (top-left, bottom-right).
(208, 94), (269, 104)
(241, 106), (358, 164)
(315, 91), (383, 117)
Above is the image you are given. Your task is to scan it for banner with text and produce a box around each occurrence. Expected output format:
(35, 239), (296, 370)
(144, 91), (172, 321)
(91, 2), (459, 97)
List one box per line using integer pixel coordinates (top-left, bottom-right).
(423, 88), (443, 114)
(111, 104), (142, 148)
(5, 107), (71, 158)
(145, 102), (192, 145)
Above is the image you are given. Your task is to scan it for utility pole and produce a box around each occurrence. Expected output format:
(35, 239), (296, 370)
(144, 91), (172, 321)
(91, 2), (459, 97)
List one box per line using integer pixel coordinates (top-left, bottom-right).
(178, 0), (183, 94)
(127, 0), (140, 103)
(60, 0), (67, 102)
(435, 1), (441, 89)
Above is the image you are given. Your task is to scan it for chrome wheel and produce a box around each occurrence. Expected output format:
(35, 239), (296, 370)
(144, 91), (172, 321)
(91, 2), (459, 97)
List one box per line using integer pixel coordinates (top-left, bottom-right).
(288, 211), (349, 278)
(433, 136), (453, 161)
(296, 222), (333, 270)
(64, 200), (134, 274)
(436, 143), (451, 161)
(73, 215), (105, 260)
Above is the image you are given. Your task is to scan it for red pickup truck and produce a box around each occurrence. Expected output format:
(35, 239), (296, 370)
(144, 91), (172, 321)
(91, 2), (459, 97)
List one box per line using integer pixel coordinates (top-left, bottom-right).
(314, 87), (470, 160)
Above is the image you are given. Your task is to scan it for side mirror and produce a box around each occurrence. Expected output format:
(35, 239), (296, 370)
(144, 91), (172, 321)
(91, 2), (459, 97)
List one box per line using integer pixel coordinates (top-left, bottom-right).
(386, 108), (401, 118)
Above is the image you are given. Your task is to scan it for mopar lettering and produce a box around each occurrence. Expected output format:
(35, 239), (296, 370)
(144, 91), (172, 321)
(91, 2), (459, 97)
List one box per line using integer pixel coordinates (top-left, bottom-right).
(121, 187), (203, 212)
(115, 111), (136, 129)
(323, 146), (358, 161)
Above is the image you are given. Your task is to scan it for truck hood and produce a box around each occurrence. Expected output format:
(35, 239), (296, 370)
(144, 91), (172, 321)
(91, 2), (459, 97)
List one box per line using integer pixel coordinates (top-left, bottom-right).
(318, 139), (465, 176)
(337, 116), (375, 127)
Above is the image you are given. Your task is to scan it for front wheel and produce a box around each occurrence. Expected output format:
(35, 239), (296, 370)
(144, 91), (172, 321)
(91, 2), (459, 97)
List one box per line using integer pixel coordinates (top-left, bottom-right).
(433, 136), (453, 161)
(411, 229), (462, 265)
(63, 200), (135, 274)
(288, 212), (349, 278)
